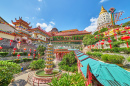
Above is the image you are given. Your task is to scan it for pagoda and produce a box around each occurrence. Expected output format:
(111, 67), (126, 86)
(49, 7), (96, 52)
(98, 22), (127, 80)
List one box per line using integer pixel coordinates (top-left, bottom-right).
(44, 43), (54, 74)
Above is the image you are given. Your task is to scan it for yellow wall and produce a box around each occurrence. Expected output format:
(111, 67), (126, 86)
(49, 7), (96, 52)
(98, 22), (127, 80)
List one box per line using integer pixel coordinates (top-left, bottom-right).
(0, 33), (15, 40)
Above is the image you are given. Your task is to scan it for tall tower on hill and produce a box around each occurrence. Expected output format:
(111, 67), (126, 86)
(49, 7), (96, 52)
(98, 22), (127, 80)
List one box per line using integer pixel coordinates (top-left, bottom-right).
(97, 6), (112, 30)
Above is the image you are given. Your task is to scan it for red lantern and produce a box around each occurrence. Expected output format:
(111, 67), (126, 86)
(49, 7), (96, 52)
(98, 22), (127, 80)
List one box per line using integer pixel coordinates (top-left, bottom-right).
(0, 46), (2, 49)
(29, 49), (31, 53)
(10, 40), (13, 46)
(121, 36), (130, 48)
(121, 31), (126, 34)
(94, 37), (96, 40)
(34, 49), (36, 51)
(116, 28), (119, 31)
(102, 39), (105, 41)
(108, 37), (110, 40)
(0, 38), (3, 40)
(125, 27), (130, 30)
(114, 33), (117, 40)
(18, 41), (21, 46)
(33, 53), (36, 59)
(108, 40), (112, 49)
(100, 42), (104, 49)
(128, 31), (130, 34)
(24, 48), (26, 52)
(17, 54), (20, 60)
(28, 54), (30, 59)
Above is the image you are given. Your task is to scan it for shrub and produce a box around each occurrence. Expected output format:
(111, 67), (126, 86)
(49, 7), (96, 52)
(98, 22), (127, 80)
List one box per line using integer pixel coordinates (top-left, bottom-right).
(127, 57), (130, 62)
(22, 58), (32, 62)
(6, 60), (13, 62)
(107, 55), (124, 64)
(0, 61), (21, 85)
(29, 59), (45, 69)
(14, 59), (21, 63)
(0, 52), (9, 57)
(12, 52), (28, 56)
(86, 52), (92, 55)
(101, 54), (109, 62)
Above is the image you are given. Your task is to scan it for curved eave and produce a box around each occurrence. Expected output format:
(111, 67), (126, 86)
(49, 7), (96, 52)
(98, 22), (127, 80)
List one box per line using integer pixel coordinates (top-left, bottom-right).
(0, 31), (15, 36)
(51, 40), (82, 42)
(54, 32), (91, 36)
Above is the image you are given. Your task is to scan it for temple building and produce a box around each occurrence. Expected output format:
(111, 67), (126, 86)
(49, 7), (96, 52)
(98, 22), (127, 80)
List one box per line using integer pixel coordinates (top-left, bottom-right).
(0, 17), (51, 52)
(50, 28), (91, 44)
(97, 6), (112, 30)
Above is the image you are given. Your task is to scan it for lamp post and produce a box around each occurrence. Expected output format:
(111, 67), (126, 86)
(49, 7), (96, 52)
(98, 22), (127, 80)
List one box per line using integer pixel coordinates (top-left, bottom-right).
(10, 40), (13, 46)
(17, 54), (20, 60)
(13, 48), (17, 54)
(108, 40), (112, 49)
(121, 36), (130, 48)
(100, 42), (104, 49)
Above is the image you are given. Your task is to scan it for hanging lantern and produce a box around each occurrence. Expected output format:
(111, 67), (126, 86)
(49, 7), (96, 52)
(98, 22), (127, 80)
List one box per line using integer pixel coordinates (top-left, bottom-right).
(125, 27), (130, 30)
(121, 30), (126, 34)
(13, 48), (17, 54)
(17, 54), (20, 60)
(29, 49), (31, 53)
(0, 38), (3, 40)
(28, 53), (30, 59)
(0, 46), (2, 49)
(121, 36), (130, 48)
(102, 39), (105, 42)
(33, 53), (36, 59)
(100, 42), (104, 49)
(34, 49), (36, 52)
(115, 28), (119, 31)
(128, 31), (130, 34)
(108, 37), (110, 40)
(18, 41), (21, 46)
(94, 37), (96, 40)
(92, 45), (95, 47)
(114, 33), (117, 40)
(10, 40), (13, 46)
(108, 40), (112, 49)
(24, 48), (26, 52)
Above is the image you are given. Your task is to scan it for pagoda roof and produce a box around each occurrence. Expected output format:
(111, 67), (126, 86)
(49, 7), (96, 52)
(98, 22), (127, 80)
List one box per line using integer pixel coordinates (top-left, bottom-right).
(61, 29), (78, 32)
(54, 30), (91, 36)
(28, 26), (52, 37)
(12, 17), (32, 28)
(100, 6), (107, 15)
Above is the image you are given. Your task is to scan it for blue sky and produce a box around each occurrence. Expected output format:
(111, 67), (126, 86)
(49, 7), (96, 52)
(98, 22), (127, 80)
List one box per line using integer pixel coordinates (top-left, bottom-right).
(0, 0), (130, 32)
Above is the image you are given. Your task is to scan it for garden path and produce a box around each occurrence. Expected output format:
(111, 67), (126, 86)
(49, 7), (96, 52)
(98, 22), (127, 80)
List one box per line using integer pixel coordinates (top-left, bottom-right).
(9, 69), (49, 86)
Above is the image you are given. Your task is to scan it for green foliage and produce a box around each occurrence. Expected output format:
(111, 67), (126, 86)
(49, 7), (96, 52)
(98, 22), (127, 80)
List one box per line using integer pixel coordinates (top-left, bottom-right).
(48, 72), (86, 86)
(22, 58), (32, 62)
(14, 59), (21, 63)
(93, 31), (99, 35)
(0, 61), (21, 85)
(127, 57), (130, 62)
(111, 36), (117, 42)
(107, 55), (124, 64)
(37, 45), (46, 56)
(0, 52), (9, 57)
(29, 59), (45, 69)
(100, 28), (108, 33)
(101, 54), (109, 62)
(122, 21), (130, 27)
(12, 52), (28, 56)
(58, 51), (77, 72)
(86, 52), (102, 59)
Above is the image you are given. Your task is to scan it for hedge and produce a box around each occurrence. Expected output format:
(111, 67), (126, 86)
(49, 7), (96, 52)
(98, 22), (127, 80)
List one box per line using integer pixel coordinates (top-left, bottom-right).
(91, 47), (130, 54)
(14, 59), (21, 63)
(86, 52), (125, 64)
(22, 58), (32, 62)
(12, 52), (28, 56)
(0, 52), (9, 57)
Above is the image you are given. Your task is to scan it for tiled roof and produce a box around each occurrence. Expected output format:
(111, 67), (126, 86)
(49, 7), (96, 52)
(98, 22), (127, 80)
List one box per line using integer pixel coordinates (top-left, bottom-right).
(74, 50), (130, 86)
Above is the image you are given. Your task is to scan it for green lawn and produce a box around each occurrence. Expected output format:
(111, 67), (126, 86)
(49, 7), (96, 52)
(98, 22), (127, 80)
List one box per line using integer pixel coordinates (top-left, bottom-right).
(36, 70), (59, 76)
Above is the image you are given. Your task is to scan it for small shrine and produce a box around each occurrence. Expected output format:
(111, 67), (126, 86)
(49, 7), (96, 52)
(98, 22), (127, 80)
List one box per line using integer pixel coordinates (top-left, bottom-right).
(54, 47), (71, 60)
(44, 43), (54, 74)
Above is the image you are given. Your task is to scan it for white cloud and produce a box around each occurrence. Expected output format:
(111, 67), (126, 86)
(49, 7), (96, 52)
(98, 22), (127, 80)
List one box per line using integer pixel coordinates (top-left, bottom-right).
(38, 0), (42, 2)
(36, 23), (47, 28)
(36, 21), (55, 32)
(37, 8), (40, 11)
(100, 0), (108, 3)
(84, 17), (98, 32)
(50, 21), (55, 25)
(25, 17), (29, 19)
(9, 23), (14, 26)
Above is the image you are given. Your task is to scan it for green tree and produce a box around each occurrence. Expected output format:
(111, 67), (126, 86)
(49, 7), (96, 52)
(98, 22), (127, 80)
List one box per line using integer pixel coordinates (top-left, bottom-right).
(122, 21), (130, 27)
(48, 72), (86, 86)
(37, 45), (46, 56)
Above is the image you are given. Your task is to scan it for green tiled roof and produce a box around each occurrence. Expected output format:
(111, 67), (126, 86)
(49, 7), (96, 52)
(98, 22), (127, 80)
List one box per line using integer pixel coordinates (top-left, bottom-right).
(74, 50), (130, 86)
